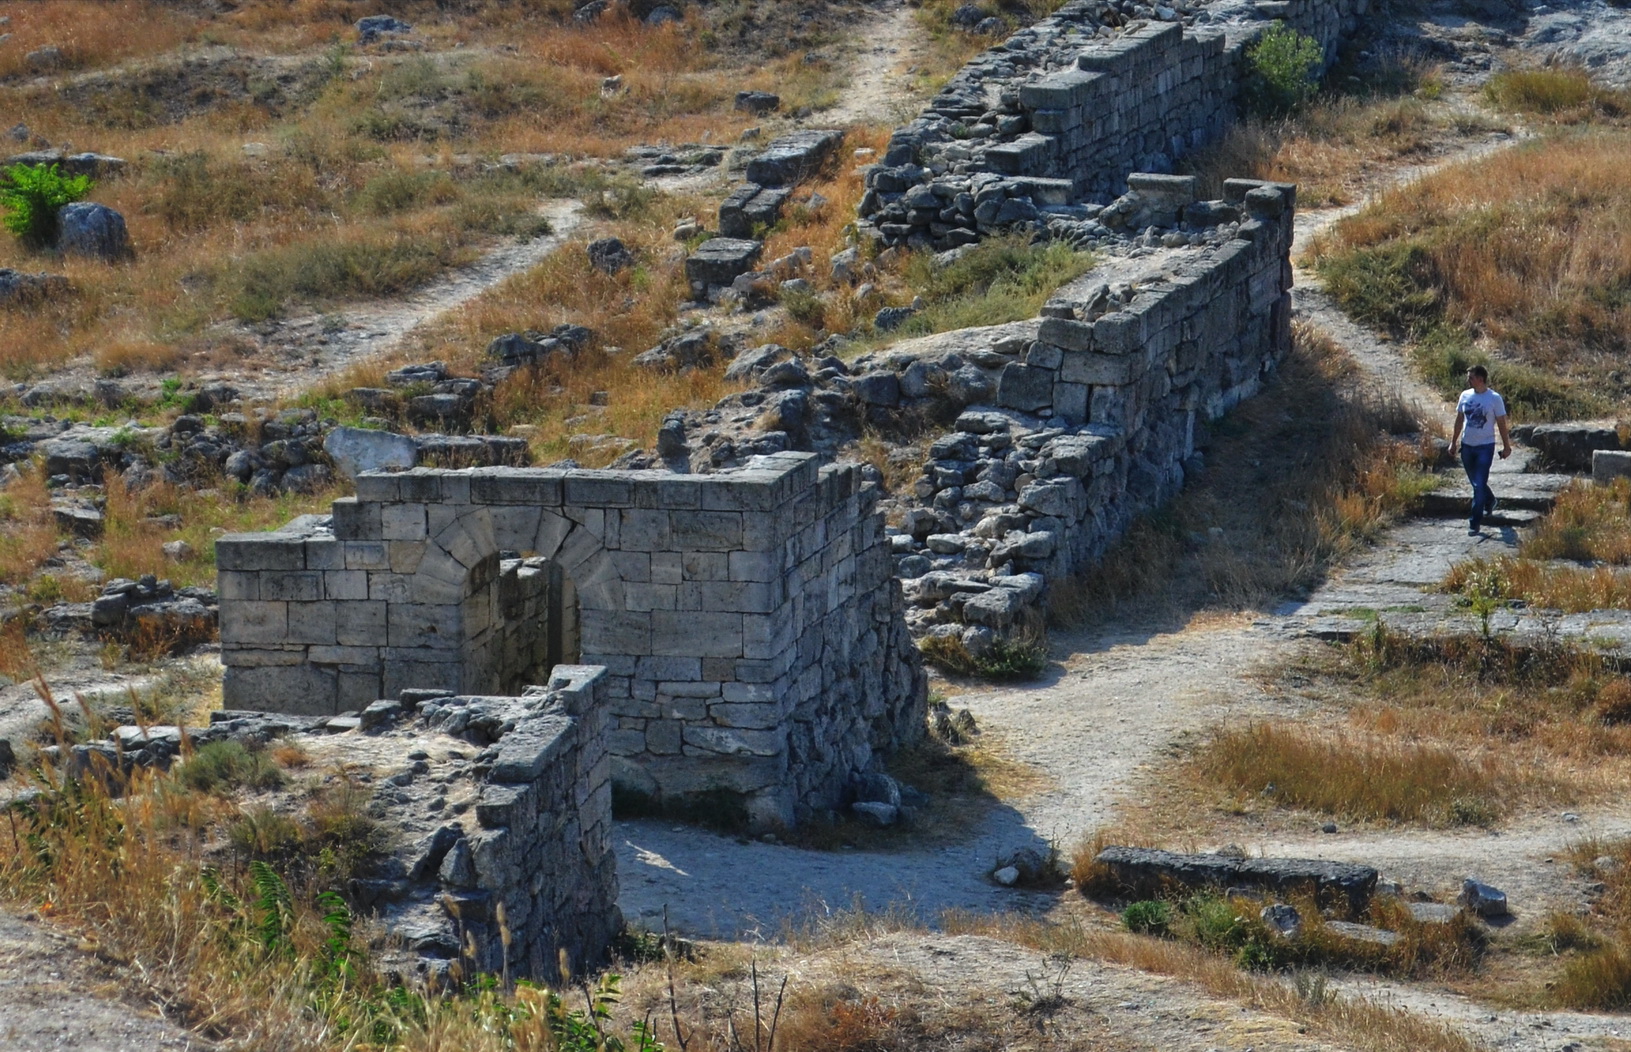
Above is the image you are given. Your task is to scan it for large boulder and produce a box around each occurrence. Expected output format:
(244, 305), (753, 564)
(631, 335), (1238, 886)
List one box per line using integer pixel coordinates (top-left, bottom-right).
(323, 427), (418, 480)
(56, 202), (131, 261)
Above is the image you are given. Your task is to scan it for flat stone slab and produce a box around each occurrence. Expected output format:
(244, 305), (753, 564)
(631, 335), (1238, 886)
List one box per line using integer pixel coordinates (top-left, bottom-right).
(1325, 920), (1401, 947)
(1093, 847), (1378, 915)
(1418, 472), (1571, 517)
(745, 129), (844, 187)
(685, 238), (763, 289)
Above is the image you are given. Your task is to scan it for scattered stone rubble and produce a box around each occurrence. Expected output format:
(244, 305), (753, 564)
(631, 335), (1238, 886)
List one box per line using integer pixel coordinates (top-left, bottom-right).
(1093, 846), (1514, 949)
(644, 177), (1296, 643)
(38, 666), (621, 985)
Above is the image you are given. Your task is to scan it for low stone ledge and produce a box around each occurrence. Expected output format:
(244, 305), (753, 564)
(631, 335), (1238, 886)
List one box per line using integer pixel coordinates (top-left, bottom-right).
(1093, 846), (1378, 915)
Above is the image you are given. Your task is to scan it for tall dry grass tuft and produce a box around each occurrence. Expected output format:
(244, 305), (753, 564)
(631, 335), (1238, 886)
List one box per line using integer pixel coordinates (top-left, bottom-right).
(1194, 722), (1512, 826)
(0, 462), (60, 586)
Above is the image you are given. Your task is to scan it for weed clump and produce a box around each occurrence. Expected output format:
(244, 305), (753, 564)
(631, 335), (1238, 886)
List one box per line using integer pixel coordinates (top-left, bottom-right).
(179, 740), (286, 794)
(918, 630), (1049, 682)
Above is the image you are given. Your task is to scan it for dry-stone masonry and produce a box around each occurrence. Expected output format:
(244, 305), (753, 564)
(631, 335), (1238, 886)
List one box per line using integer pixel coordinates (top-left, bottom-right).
(859, 0), (1365, 249)
(46, 666), (620, 986)
(218, 452), (927, 828)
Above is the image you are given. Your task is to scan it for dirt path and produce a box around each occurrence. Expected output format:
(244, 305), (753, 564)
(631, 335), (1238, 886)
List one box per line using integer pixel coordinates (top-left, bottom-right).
(615, 127), (1631, 1047)
(0, 908), (210, 1051)
(820, 0), (936, 128)
(211, 200), (583, 403)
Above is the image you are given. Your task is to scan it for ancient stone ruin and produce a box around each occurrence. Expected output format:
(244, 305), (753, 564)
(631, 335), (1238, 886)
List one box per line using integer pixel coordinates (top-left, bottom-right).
(211, 0), (1375, 985)
(218, 451), (928, 830)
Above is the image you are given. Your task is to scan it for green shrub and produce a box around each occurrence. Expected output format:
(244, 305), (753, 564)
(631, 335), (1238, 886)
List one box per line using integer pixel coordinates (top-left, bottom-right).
(1121, 899), (1172, 935)
(1243, 23), (1324, 117)
(1184, 894), (1250, 951)
(179, 740), (286, 794)
(0, 163), (94, 249)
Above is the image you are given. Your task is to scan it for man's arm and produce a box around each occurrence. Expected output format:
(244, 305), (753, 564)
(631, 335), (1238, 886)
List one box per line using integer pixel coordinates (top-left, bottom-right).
(1450, 411), (1465, 454)
(1496, 412), (1512, 459)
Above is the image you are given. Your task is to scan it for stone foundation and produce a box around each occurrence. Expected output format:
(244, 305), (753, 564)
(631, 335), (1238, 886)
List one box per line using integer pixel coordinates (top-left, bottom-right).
(217, 452), (927, 828)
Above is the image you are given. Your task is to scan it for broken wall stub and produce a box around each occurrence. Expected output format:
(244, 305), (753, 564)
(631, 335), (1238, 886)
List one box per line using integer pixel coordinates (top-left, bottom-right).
(859, 0), (1366, 249)
(369, 666), (620, 986)
(217, 451), (927, 828)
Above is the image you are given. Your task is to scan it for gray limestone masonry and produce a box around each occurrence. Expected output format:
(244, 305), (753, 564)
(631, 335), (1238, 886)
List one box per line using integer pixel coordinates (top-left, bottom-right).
(217, 453), (928, 829)
(44, 667), (620, 986)
(857, 0), (1364, 251)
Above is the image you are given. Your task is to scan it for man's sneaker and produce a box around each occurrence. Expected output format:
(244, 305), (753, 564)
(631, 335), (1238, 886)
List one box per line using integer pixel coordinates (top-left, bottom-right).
(1468, 526), (1481, 536)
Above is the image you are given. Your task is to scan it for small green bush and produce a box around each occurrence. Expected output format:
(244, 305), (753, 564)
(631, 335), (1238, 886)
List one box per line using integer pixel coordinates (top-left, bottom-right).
(0, 163), (94, 249)
(1121, 899), (1172, 935)
(179, 740), (286, 794)
(1243, 23), (1324, 117)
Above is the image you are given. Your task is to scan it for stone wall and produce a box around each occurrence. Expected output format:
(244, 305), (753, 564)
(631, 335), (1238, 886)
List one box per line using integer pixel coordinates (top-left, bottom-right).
(370, 666), (620, 986)
(875, 178), (1298, 641)
(858, 0), (1366, 249)
(216, 452), (927, 828)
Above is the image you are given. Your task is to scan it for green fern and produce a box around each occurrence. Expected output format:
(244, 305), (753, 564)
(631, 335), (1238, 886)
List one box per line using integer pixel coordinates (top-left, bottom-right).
(249, 859), (294, 953)
(0, 163), (93, 248)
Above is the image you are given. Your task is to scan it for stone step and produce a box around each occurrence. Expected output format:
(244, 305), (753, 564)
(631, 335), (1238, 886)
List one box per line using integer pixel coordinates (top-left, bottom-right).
(1417, 471), (1574, 519)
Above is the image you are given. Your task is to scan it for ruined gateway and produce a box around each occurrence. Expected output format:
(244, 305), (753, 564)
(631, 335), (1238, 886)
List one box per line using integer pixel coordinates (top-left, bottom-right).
(217, 451), (928, 829)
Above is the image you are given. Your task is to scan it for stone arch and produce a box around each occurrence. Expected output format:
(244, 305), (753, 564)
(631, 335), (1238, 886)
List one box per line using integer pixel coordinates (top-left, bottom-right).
(429, 502), (624, 699)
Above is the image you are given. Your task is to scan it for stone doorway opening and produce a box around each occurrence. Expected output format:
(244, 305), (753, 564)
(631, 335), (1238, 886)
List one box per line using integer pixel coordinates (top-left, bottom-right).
(495, 554), (581, 696)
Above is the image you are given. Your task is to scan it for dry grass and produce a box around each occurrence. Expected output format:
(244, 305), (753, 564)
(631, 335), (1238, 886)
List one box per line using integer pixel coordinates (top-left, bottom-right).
(1050, 322), (1435, 625)
(1484, 67), (1631, 122)
(1312, 128), (1631, 412)
(0, 463), (61, 587)
(1194, 722), (1511, 826)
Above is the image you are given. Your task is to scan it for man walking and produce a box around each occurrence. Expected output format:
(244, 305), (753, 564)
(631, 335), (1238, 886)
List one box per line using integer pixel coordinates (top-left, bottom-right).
(1448, 365), (1512, 535)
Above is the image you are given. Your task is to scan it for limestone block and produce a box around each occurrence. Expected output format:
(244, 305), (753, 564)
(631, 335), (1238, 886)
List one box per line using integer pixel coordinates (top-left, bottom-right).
(223, 664), (336, 715)
(682, 725), (785, 757)
(651, 611), (742, 658)
(997, 364), (1053, 412)
(221, 601), (288, 645)
(323, 570), (369, 601)
(221, 647), (305, 668)
(345, 542), (392, 571)
(218, 572), (260, 601)
(619, 509), (670, 550)
(287, 602), (338, 645)
(388, 604), (463, 649)
(1594, 450), (1631, 485)
(625, 582), (677, 612)
(334, 602), (389, 646)
(217, 535), (306, 572)
(381, 503), (428, 541)
(671, 511), (744, 552)
(260, 571), (321, 602)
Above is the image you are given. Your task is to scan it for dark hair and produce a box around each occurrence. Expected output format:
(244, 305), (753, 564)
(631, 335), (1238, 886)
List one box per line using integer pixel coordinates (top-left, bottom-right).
(1467, 365), (1488, 381)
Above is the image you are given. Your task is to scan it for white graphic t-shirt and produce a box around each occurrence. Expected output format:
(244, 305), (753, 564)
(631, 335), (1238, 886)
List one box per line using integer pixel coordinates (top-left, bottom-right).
(1457, 388), (1506, 446)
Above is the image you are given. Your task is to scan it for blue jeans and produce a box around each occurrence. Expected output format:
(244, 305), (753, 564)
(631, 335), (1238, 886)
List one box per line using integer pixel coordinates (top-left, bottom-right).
(1460, 442), (1496, 528)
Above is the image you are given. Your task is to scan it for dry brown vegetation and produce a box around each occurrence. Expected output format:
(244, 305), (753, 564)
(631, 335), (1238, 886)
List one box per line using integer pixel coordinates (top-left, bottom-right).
(1050, 322), (1437, 625)
(1312, 122), (1631, 415)
(1178, 50), (1496, 207)
(1442, 479), (1631, 612)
